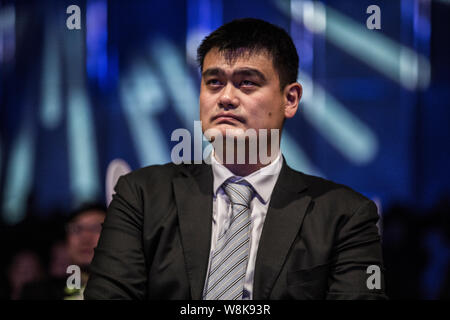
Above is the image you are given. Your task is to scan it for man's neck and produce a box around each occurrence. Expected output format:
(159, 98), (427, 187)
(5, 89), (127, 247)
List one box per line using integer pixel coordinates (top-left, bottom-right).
(213, 149), (279, 177)
(222, 163), (265, 177)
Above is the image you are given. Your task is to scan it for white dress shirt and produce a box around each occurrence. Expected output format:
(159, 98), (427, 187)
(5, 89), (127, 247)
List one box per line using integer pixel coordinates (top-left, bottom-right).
(204, 151), (283, 299)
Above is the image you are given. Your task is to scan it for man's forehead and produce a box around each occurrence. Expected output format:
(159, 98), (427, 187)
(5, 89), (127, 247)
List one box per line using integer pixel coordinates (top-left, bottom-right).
(70, 210), (105, 224)
(203, 47), (274, 72)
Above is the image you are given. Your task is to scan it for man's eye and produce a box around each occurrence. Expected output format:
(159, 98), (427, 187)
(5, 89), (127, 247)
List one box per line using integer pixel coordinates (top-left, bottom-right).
(240, 80), (257, 87)
(206, 79), (222, 86)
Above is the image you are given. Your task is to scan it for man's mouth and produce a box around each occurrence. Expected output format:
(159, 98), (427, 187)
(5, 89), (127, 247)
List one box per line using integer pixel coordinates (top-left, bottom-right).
(212, 113), (245, 124)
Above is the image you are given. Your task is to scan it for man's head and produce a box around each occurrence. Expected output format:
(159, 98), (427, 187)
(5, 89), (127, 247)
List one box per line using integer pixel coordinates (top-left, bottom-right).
(197, 18), (299, 90)
(197, 18), (302, 147)
(66, 203), (106, 269)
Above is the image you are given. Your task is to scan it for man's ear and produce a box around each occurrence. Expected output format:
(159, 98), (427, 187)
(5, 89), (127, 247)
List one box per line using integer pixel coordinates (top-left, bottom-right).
(284, 82), (302, 119)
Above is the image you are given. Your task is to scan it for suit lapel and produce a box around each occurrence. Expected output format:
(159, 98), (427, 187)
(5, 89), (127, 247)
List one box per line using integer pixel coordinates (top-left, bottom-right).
(173, 163), (213, 300)
(253, 161), (311, 300)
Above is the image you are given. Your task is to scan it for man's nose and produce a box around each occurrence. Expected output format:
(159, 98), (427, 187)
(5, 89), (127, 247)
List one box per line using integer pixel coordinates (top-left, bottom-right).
(218, 83), (239, 110)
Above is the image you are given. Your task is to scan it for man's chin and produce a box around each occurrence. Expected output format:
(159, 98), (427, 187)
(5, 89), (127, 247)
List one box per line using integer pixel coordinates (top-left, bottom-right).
(205, 124), (246, 138)
(73, 255), (94, 268)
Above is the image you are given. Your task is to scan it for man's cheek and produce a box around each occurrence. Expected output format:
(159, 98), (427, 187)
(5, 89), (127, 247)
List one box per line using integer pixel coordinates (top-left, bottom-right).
(199, 109), (208, 126)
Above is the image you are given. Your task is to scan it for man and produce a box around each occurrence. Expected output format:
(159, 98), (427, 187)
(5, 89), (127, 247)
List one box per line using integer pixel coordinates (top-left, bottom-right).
(85, 18), (386, 300)
(21, 203), (106, 299)
(65, 203), (106, 299)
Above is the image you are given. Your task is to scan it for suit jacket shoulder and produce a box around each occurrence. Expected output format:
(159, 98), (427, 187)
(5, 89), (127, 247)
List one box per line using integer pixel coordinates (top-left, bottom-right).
(254, 163), (386, 299)
(298, 169), (374, 215)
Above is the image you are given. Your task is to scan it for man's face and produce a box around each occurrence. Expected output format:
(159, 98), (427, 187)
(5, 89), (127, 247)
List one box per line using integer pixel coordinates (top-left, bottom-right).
(199, 48), (287, 138)
(66, 210), (105, 268)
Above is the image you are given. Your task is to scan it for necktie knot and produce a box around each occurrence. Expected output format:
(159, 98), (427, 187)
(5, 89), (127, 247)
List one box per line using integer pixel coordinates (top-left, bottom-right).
(222, 180), (254, 208)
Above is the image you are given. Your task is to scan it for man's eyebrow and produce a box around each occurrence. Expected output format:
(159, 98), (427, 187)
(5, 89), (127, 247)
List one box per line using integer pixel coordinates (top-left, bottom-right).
(233, 68), (267, 82)
(202, 67), (267, 82)
(202, 68), (225, 78)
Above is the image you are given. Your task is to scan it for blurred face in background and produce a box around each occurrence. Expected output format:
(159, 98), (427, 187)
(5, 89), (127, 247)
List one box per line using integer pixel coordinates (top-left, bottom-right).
(66, 210), (105, 268)
(49, 241), (71, 278)
(8, 250), (45, 299)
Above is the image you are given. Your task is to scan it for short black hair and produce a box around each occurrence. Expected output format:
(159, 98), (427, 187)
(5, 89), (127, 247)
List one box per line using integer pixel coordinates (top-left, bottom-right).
(197, 18), (299, 90)
(66, 202), (107, 225)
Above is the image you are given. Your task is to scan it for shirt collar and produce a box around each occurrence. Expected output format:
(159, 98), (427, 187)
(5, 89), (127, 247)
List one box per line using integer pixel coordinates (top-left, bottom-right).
(211, 150), (283, 204)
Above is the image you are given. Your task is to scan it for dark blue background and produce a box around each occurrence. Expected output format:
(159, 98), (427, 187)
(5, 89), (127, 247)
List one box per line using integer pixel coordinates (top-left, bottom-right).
(1, 0), (449, 299)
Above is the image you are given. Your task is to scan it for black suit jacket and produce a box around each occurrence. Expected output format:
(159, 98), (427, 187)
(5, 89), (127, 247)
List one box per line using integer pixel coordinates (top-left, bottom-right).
(85, 160), (387, 299)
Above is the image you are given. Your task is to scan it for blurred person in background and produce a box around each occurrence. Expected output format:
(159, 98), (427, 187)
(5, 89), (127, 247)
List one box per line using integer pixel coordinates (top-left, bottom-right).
(7, 250), (45, 300)
(13, 239), (71, 297)
(21, 203), (106, 300)
(48, 240), (71, 279)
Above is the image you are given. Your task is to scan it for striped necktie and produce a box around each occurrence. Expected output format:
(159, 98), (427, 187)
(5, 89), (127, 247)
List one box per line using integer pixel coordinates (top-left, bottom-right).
(203, 179), (254, 300)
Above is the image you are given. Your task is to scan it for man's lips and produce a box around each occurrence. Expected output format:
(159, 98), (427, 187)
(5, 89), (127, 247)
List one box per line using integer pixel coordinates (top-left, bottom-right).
(212, 113), (245, 124)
